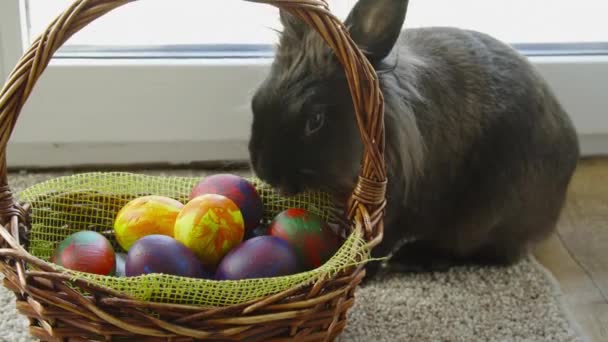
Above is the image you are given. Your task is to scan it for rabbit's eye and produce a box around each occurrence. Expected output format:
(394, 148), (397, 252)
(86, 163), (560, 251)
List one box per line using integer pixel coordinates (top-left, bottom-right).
(305, 112), (325, 136)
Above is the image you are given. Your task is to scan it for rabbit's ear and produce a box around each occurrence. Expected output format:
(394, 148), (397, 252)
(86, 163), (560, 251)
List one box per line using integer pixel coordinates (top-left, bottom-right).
(279, 9), (310, 40)
(345, 0), (409, 63)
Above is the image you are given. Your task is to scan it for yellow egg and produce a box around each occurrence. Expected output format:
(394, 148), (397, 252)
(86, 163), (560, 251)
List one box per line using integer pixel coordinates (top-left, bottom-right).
(114, 195), (184, 251)
(174, 194), (244, 269)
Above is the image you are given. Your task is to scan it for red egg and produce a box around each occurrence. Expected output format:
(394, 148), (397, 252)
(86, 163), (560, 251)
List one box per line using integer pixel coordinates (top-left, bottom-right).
(51, 231), (116, 276)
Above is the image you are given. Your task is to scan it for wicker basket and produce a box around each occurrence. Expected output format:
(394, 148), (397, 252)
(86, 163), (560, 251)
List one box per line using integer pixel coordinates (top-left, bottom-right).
(0, 0), (387, 341)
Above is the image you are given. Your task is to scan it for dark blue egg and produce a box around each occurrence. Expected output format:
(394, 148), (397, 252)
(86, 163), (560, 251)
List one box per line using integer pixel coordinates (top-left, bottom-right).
(215, 236), (300, 280)
(125, 235), (210, 278)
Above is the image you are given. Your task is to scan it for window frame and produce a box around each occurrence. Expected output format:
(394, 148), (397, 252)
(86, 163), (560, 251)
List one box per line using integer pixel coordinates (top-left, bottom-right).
(1, 0), (607, 169)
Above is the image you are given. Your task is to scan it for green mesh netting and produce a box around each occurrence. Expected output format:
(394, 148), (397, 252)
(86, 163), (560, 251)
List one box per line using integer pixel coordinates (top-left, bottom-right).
(17, 172), (370, 307)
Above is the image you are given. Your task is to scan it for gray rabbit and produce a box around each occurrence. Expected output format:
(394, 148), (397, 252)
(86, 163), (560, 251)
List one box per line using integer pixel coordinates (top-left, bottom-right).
(248, 0), (580, 279)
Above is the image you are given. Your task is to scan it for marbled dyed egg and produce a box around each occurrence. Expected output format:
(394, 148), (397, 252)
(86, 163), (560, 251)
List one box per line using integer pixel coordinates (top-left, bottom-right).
(125, 235), (209, 278)
(189, 174), (264, 231)
(114, 195), (184, 251)
(215, 236), (300, 280)
(269, 208), (342, 270)
(174, 194), (245, 269)
(51, 231), (116, 276)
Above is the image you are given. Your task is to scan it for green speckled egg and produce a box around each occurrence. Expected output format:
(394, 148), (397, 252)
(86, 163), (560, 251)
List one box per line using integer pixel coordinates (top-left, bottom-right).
(268, 208), (342, 270)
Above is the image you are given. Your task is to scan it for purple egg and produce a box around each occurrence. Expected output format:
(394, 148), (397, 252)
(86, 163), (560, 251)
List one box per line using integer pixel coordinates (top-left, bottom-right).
(189, 174), (264, 231)
(215, 236), (300, 280)
(125, 235), (210, 278)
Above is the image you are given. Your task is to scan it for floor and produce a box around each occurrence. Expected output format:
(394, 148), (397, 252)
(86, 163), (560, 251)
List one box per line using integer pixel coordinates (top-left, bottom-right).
(534, 157), (608, 342)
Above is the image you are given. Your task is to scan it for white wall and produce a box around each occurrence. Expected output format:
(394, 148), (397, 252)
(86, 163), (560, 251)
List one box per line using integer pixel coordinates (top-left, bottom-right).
(6, 59), (265, 168)
(5, 55), (607, 170)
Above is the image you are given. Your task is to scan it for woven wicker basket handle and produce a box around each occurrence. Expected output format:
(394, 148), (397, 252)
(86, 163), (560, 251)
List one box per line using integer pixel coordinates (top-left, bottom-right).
(0, 0), (387, 247)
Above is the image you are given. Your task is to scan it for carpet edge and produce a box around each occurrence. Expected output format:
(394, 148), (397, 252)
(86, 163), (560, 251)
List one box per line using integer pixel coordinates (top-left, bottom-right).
(527, 254), (591, 342)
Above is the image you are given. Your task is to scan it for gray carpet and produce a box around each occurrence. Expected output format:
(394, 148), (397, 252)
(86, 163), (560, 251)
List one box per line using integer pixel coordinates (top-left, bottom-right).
(0, 170), (585, 341)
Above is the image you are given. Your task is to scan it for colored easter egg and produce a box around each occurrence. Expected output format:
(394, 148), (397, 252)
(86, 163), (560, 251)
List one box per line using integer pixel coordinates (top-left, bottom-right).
(115, 253), (127, 277)
(125, 235), (210, 278)
(269, 208), (342, 270)
(189, 174), (264, 231)
(174, 194), (245, 269)
(51, 231), (116, 276)
(114, 195), (184, 251)
(215, 236), (300, 280)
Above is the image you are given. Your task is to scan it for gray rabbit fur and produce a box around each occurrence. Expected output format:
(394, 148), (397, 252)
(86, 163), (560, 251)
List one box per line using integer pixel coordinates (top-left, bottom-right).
(248, 0), (580, 279)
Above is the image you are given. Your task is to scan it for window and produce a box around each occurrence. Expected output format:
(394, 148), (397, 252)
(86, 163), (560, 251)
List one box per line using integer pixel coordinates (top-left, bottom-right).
(26, 0), (608, 52)
(27, 0), (283, 47)
(1, 0), (607, 168)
